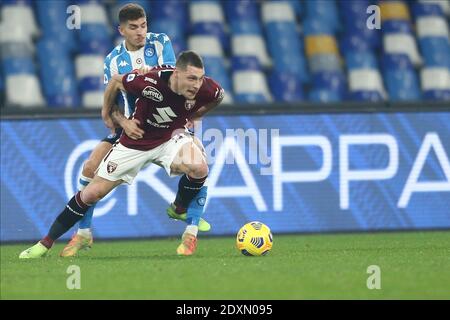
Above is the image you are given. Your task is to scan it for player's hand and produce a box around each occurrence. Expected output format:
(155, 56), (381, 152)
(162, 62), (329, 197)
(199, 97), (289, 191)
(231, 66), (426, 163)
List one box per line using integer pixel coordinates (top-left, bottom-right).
(102, 109), (116, 131)
(136, 66), (152, 75)
(123, 119), (144, 140)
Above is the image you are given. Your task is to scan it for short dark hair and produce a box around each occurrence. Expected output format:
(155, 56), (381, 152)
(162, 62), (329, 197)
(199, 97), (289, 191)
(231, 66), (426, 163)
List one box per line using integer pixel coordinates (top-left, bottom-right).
(118, 3), (146, 24)
(176, 51), (204, 70)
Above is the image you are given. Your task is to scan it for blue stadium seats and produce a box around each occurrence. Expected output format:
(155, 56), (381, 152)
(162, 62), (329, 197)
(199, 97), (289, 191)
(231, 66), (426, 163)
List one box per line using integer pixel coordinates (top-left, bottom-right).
(302, 19), (334, 36)
(350, 90), (384, 102)
(345, 51), (378, 70)
(382, 54), (421, 101)
(2, 0), (32, 4)
(230, 20), (262, 36)
(2, 57), (35, 75)
(189, 1), (227, 52)
(192, 22), (228, 53)
(269, 71), (304, 102)
(287, 0), (303, 18)
(313, 71), (347, 97)
(202, 56), (232, 100)
(385, 70), (421, 101)
(344, 20), (381, 51)
(348, 69), (386, 102)
(150, 0), (188, 29)
(262, 2), (308, 84)
(76, 3), (112, 55)
(188, 35), (224, 57)
(382, 20), (414, 34)
(150, 19), (186, 54)
(232, 56), (261, 72)
(413, 2), (445, 18)
(2, 0), (450, 107)
(233, 70), (272, 103)
(232, 34), (271, 68)
(309, 89), (342, 103)
(235, 93), (268, 104)
(423, 89), (450, 101)
(79, 76), (104, 92)
(421, 67), (450, 101)
(419, 37), (450, 68)
(305, 0), (340, 33)
(6, 74), (45, 107)
(224, 0), (259, 23)
(1, 42), (34, 59)
(78, 24), (112, 55)
(340, 35), (371, 54)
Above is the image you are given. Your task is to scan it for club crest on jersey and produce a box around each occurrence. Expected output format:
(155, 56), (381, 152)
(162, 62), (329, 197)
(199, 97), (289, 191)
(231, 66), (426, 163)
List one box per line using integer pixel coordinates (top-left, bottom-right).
(185, 99), (196, 110)
(142, 86), (163, 102)
(107, 161), (118, 174)
(145, 48), (154, 57)
(126, 74), (136, 82)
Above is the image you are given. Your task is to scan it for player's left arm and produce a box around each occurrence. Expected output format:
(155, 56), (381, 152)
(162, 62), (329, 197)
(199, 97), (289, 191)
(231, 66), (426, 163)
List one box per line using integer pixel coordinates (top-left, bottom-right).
(102, 74), (127, 129)
(190, 86), (225, 121)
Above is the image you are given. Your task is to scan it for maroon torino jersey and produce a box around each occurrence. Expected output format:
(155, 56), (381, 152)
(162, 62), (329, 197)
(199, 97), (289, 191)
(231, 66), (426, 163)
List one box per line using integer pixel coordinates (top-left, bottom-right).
(120, 68), (223, 150)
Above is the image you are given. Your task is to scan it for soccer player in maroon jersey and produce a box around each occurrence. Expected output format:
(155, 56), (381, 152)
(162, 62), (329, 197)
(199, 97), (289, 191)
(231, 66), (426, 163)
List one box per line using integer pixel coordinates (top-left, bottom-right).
(19, 51), (224, 258)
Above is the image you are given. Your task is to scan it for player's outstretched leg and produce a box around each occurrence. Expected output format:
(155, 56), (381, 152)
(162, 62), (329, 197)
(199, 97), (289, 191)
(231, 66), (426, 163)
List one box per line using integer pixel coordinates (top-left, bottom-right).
(60, 174), (94, 257)
(167, 174), (211, 232)
(177, 186), (207, 256)
(19, 192), (92, 259)
(61, 139), (114, 257)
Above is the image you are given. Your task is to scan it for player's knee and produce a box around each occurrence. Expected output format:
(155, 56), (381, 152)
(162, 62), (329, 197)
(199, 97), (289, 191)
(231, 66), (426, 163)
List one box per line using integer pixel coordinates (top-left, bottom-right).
(82, 185), (106, 204)
(188, 163), (208, 179)
(82, 159), (98, 178)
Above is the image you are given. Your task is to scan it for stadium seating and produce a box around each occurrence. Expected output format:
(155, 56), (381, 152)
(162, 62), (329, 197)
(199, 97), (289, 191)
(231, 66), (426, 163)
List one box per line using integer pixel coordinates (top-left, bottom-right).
(187, 35), (233, 104)
(1, 0), (450, 108)
(382, 54), (421, 101)
(421, 67), (450, 101)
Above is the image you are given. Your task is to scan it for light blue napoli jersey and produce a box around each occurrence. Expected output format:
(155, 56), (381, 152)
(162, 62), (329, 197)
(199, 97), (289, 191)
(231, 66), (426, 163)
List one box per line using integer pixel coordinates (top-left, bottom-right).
(104, 32), (176, 117)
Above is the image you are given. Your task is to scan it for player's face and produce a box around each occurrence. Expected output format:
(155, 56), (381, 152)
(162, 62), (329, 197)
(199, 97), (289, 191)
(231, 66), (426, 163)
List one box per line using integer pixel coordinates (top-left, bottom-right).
(175, 65), (205, 100)
(119, 17), (147, 49)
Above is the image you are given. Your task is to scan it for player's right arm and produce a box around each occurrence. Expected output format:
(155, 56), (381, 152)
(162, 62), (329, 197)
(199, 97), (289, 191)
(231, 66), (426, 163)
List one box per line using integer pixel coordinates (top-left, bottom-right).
(102, 73), (144, 140)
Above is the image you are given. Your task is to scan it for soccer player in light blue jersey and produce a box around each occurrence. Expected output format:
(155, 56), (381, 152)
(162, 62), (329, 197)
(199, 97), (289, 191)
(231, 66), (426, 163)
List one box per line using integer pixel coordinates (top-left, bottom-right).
(60, 3), (210, 257)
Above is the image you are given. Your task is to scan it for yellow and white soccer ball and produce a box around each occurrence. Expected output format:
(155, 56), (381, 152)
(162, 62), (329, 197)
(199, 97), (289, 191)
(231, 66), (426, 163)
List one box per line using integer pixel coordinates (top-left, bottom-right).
(236, 221), (273, 256)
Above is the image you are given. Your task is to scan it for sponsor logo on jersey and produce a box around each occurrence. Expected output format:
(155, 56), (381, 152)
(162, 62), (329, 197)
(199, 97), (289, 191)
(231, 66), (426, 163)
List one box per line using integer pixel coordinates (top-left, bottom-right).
(144, 77), (157, 84)
(107, 161), (118, 174)
(136, 58), (142, 65)
(146, 119), (170, 128)
(118, 60), (129, 67)
(185, 99), (196, 110)
(126, 74), (136, 82)
(145, 48), (154, 57)
(142, 86), (163, 102)
(152, 107), (177, 123)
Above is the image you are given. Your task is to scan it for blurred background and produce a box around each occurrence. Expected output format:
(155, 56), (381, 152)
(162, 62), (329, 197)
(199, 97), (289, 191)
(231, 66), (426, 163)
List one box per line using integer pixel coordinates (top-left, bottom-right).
(0, 0), (449, 109)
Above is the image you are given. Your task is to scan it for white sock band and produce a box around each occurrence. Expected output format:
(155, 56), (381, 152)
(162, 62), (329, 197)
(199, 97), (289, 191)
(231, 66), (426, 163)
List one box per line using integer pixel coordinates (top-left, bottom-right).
(78, 174), (92, 191)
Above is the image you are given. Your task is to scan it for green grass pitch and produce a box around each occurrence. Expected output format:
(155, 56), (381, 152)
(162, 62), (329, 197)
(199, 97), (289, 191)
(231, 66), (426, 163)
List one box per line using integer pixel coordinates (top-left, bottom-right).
(1, 231), (449, 299)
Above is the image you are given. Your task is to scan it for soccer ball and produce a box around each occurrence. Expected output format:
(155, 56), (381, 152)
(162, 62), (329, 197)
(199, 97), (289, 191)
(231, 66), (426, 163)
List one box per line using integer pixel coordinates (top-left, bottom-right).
(236, 221), (273, 256)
